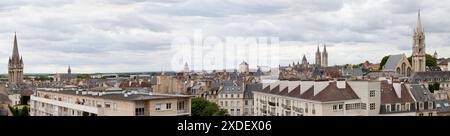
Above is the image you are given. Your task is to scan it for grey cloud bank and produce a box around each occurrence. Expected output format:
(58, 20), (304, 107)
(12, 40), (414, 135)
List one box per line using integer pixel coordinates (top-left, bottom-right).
(0, 0), (448, 73)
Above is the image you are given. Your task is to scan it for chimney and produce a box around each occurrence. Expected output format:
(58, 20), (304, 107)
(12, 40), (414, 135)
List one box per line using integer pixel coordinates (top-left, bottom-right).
(337, 79), (346, 89)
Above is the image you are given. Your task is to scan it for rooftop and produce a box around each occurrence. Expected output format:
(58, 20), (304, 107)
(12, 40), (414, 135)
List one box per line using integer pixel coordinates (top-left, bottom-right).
(37, 88), (191, 101)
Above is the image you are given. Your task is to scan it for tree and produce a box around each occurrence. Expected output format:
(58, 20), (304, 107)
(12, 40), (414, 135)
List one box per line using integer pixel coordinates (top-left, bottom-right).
(379, 56), (389, 70)
(20, 106), (29, 116)
(428, 82), (440, 93)
(407, 54), (437, 67)
(191, 98), (229, 116)
(8, 105), (29, 116)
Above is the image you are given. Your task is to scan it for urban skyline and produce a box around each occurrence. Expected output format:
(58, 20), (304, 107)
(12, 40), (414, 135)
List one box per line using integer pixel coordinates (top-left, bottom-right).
(0, 0), (449, 74)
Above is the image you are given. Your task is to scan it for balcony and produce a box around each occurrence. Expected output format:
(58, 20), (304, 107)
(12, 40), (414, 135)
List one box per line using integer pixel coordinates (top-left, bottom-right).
(268, 102), (276, 106)
(177, 109), (190, 116)
(282, 104), (291, 110)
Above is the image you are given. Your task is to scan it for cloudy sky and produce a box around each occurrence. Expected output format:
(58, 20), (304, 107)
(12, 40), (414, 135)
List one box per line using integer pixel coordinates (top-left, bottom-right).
(0, 0), (449, 73)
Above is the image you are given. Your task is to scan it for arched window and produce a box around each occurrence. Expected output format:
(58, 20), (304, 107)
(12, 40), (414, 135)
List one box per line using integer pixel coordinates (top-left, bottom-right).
(402, 63), (406, 76)
(396, 67), (401, 73)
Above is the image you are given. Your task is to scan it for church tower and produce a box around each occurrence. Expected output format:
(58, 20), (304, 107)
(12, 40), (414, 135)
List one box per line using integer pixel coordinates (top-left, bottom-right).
(315, 45), (321, 66)
(68, 65), (72, 75)
(321, 45), (328, 67)
(8, 33), (24, 84)
(412, 10), (426, 73)
(302, 54), (308, 66)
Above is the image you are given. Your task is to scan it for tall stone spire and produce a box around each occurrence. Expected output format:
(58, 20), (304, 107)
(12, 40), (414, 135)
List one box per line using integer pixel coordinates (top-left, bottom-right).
(8, 32), (24, 84)
(68, 65), (72, 74)
(412, 10), (426, 73)
(315, 45), (321, 66)
(415, 10), (423, 33)
(322, 44), (328, 67)
(12, 32), (20, 64)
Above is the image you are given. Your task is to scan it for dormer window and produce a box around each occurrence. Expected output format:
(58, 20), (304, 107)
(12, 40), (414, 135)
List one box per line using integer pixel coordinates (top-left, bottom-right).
(386, 104), (391, 112)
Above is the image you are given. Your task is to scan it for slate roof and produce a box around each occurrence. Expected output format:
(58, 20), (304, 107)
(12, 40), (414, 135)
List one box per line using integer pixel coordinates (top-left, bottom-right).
(384, 54), (403, 70)
(255, 81), (359, 102)
(409, 84), (435, 102)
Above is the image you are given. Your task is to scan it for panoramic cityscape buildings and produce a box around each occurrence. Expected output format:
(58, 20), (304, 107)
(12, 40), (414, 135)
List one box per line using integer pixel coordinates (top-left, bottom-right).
(0, 2), (450, 117)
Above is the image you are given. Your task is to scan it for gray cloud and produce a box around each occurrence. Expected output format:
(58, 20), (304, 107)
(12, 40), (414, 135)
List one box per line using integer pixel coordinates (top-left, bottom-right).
(0, 0), (449, 73)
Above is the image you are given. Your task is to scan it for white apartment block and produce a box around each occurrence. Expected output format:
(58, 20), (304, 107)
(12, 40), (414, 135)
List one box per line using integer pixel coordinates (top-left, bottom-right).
(253, 80), (382, 116)
(30, 88), (192, 116)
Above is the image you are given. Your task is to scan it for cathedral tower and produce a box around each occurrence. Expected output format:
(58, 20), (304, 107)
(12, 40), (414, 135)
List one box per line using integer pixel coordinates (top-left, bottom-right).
(315, 45), (321, 66)
(322, 45), (328, 67)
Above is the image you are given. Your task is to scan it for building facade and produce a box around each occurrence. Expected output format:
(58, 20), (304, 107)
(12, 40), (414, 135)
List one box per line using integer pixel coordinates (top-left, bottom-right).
(30, 88), (192, 116)
(253, 80), (381, 116)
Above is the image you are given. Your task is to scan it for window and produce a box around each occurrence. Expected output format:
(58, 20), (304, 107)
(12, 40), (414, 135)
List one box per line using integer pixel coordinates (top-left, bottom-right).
(166, 103), (172, 110)
(230, 109), (235, 115)
(177, 101), (185, 110)
(370, 103), (376, 110)
(231, 94), (234, 98)
(419, 102), (424, 109)
(231, 101), (234, 106)
(105, 103), (111, 108)
(237, 101), (240, 106)
(155, 104), (161, 111)
(386, 105), (391, 112)
(236, 109), (241, 115)
(135, 108), (145, 116)
(333, 105), (337, 111)
(370, 90), (375, 97)
(406, 103), (410, 111)
(245, 100), (248, 106)
(339, 104), (343, 110)
(220, 101), (223, 106)
(396, 104), (400, 112)
(428, 102), (433, 109)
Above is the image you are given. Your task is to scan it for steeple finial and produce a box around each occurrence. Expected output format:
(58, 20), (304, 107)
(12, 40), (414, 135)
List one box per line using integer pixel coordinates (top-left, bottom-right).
(416, 9), (423, 33)
(323, 44), (327, 53)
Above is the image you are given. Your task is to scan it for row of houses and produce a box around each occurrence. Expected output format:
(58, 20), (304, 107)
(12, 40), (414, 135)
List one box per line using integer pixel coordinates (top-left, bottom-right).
(253, 79), (450, 116)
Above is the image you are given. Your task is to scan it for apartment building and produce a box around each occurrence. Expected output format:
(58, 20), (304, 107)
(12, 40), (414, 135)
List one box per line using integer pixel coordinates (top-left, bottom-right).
(30, 88), (192, 116)
(253, 80), (381, 116)
(217, 81), (261, 116)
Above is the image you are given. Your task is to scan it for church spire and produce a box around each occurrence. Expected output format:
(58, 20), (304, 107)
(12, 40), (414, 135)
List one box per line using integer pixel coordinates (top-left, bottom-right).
(323, 44), (327, 53)
(68, 65), (72, 74)
(12, 32), (20, 63)
(416, 10), (423, 33)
